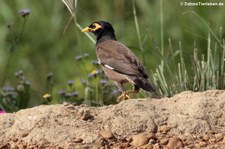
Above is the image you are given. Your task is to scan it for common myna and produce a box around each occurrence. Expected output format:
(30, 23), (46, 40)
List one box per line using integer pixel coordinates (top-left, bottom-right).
(82, 21), (155, 100)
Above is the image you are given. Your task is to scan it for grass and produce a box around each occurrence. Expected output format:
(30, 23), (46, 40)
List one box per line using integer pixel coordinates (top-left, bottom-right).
(0, 0), (225, 112)
(153, 30), (225, 97)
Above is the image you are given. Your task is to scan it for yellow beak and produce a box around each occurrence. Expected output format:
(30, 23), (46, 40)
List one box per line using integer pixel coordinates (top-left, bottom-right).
(81, 27), (91, 32)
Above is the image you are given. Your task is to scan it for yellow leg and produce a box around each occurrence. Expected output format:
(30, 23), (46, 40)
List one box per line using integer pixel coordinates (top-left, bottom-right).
(117, 92), (131, 101)
(117, 90), (139, 102)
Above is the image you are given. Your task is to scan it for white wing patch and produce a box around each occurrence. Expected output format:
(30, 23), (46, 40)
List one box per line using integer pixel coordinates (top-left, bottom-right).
(104, 64), (114, 70)
(98, 57), (114, 70)
(97, 58), (102, 65)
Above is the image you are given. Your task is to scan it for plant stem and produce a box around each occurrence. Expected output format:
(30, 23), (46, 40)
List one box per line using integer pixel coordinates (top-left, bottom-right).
(160, 0), (164, 69)
(132, 0), (145, 65)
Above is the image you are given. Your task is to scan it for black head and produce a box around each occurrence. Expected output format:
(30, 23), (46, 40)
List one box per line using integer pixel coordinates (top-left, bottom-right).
(82, 21), (116, 44)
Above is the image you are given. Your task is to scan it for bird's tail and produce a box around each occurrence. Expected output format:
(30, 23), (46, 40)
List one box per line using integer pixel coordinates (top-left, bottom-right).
(133, 77), (156, 92)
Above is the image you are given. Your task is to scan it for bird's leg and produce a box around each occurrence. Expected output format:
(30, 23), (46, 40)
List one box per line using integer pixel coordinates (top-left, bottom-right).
(115, 82), (131, 102)
(125, 85), (140, 97)
(117, 85), (140, 102)
(117, 92), (131, 101)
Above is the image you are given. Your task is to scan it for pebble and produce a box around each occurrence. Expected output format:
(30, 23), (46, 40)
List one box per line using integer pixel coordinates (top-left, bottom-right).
(132, 134), (151, 146)
(215, 133), (224, 141)
(126, 136), (133, 142)
(63, 102), (70, 106)
(159, 126), (171, 134)
(209, 138), (216, 143)
(149, 139), (156, 144)
(10, 142), (17, 149)
(160, 138), (169, 145)
(142, 144), (153, 149)
(203, 134), (210, 141)
(78, 109), (93, 121)
(64, 141), (71, 148)
(147, 133), (157, 140)
(117, 142), (130, 148)
(17, 143), (26, 149)
(153, 143), (160, 149)
(74, 138), (83, 143)
(20, 132), (29, 138)
(222, 136), (225, 144)
(99, 131), (114, 139)
(196, 141), (208, 147)
(167, 136), (184, 149)
(209, 130), (216, 134)
(10, 137), (18, 142)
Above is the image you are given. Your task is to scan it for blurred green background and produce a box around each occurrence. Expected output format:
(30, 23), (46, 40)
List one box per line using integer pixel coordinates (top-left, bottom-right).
(0, 0), (225, 111)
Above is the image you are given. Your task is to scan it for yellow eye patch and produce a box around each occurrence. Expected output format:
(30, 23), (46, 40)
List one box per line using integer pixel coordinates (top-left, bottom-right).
(91, 23), (102, 31)
(81, 23), (102, 32)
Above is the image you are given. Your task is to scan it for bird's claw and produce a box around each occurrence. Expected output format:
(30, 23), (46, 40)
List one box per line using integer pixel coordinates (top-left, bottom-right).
(117, 92), (131, 102)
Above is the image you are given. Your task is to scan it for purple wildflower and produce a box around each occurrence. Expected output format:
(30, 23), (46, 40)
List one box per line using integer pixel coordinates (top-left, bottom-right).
(58, 90), (66, 95)
(100, 79), (108, 85)
(71, 92), (79, 97)
(91, 60), (100, 65)
(2, 86), (15, 92)
(75, 55), (83, 61)
(67, 80), (74, 86)
(18, 9), (31, 17)
(46, 72), (53, 81)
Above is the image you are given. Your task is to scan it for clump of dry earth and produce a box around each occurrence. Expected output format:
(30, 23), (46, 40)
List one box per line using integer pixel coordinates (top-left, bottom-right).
(0, 90), (225, 148)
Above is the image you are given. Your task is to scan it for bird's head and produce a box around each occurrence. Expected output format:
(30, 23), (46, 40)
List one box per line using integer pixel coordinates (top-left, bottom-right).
(82, 21), (116, 43)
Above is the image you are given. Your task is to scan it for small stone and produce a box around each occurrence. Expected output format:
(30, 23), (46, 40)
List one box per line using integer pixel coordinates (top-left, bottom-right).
(63, 102), (69, 106)
(142, 144), (153, 149)
(149, 139), (156, 144)
(203, 134), (210, 141)
(64, 102), (76, 110)
(99, 138), (108, 146)
(167, 136), (184, 149)
(79, 109), (93, 121)
(118, 142), (130, 148)
(126, 136), (133, 143)
(17, 143), (26, 149)
(132, 134), (151, 146)
(196, 141), (207, 148)
(209, 138), (216, 143)
(147, 133), (157, 140)
(153, 143), (160, 149)
(159, 126), (171, 134)
(64, 141), (72, 148)
(10, 142), (17, 149)
(215, 133), (224, 141)
(21, 132), (29, 138)
(99, 131), (114, 139)
(160, 138), (169, 145)
(209, 130), (216, 134)
(11, 137), (18, 142)
(187, 144), (195, 148)
(177, 134), (187, 141)
(222, 136), (225, 144)
(74, 138), (83, 143)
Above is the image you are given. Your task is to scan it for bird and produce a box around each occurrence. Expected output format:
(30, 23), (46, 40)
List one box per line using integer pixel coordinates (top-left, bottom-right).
(81, 21), (156, 101)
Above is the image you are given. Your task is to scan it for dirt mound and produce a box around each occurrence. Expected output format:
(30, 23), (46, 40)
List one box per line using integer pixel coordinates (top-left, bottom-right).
(0, 90), (225, 148)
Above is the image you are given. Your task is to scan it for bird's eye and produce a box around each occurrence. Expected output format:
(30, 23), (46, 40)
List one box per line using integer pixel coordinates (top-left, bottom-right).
(91, 24), (96, 29)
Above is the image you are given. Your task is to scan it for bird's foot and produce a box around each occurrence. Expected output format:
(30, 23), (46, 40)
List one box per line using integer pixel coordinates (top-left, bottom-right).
(117, 92), (131, 102)
(117, 90), (139, 102)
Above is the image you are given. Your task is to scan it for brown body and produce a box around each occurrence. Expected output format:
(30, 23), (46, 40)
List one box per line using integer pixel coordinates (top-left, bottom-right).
(96, 40), (144, 84)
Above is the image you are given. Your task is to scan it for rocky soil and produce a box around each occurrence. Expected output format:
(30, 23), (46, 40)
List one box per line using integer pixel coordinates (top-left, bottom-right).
(0, 90), (225, 149)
